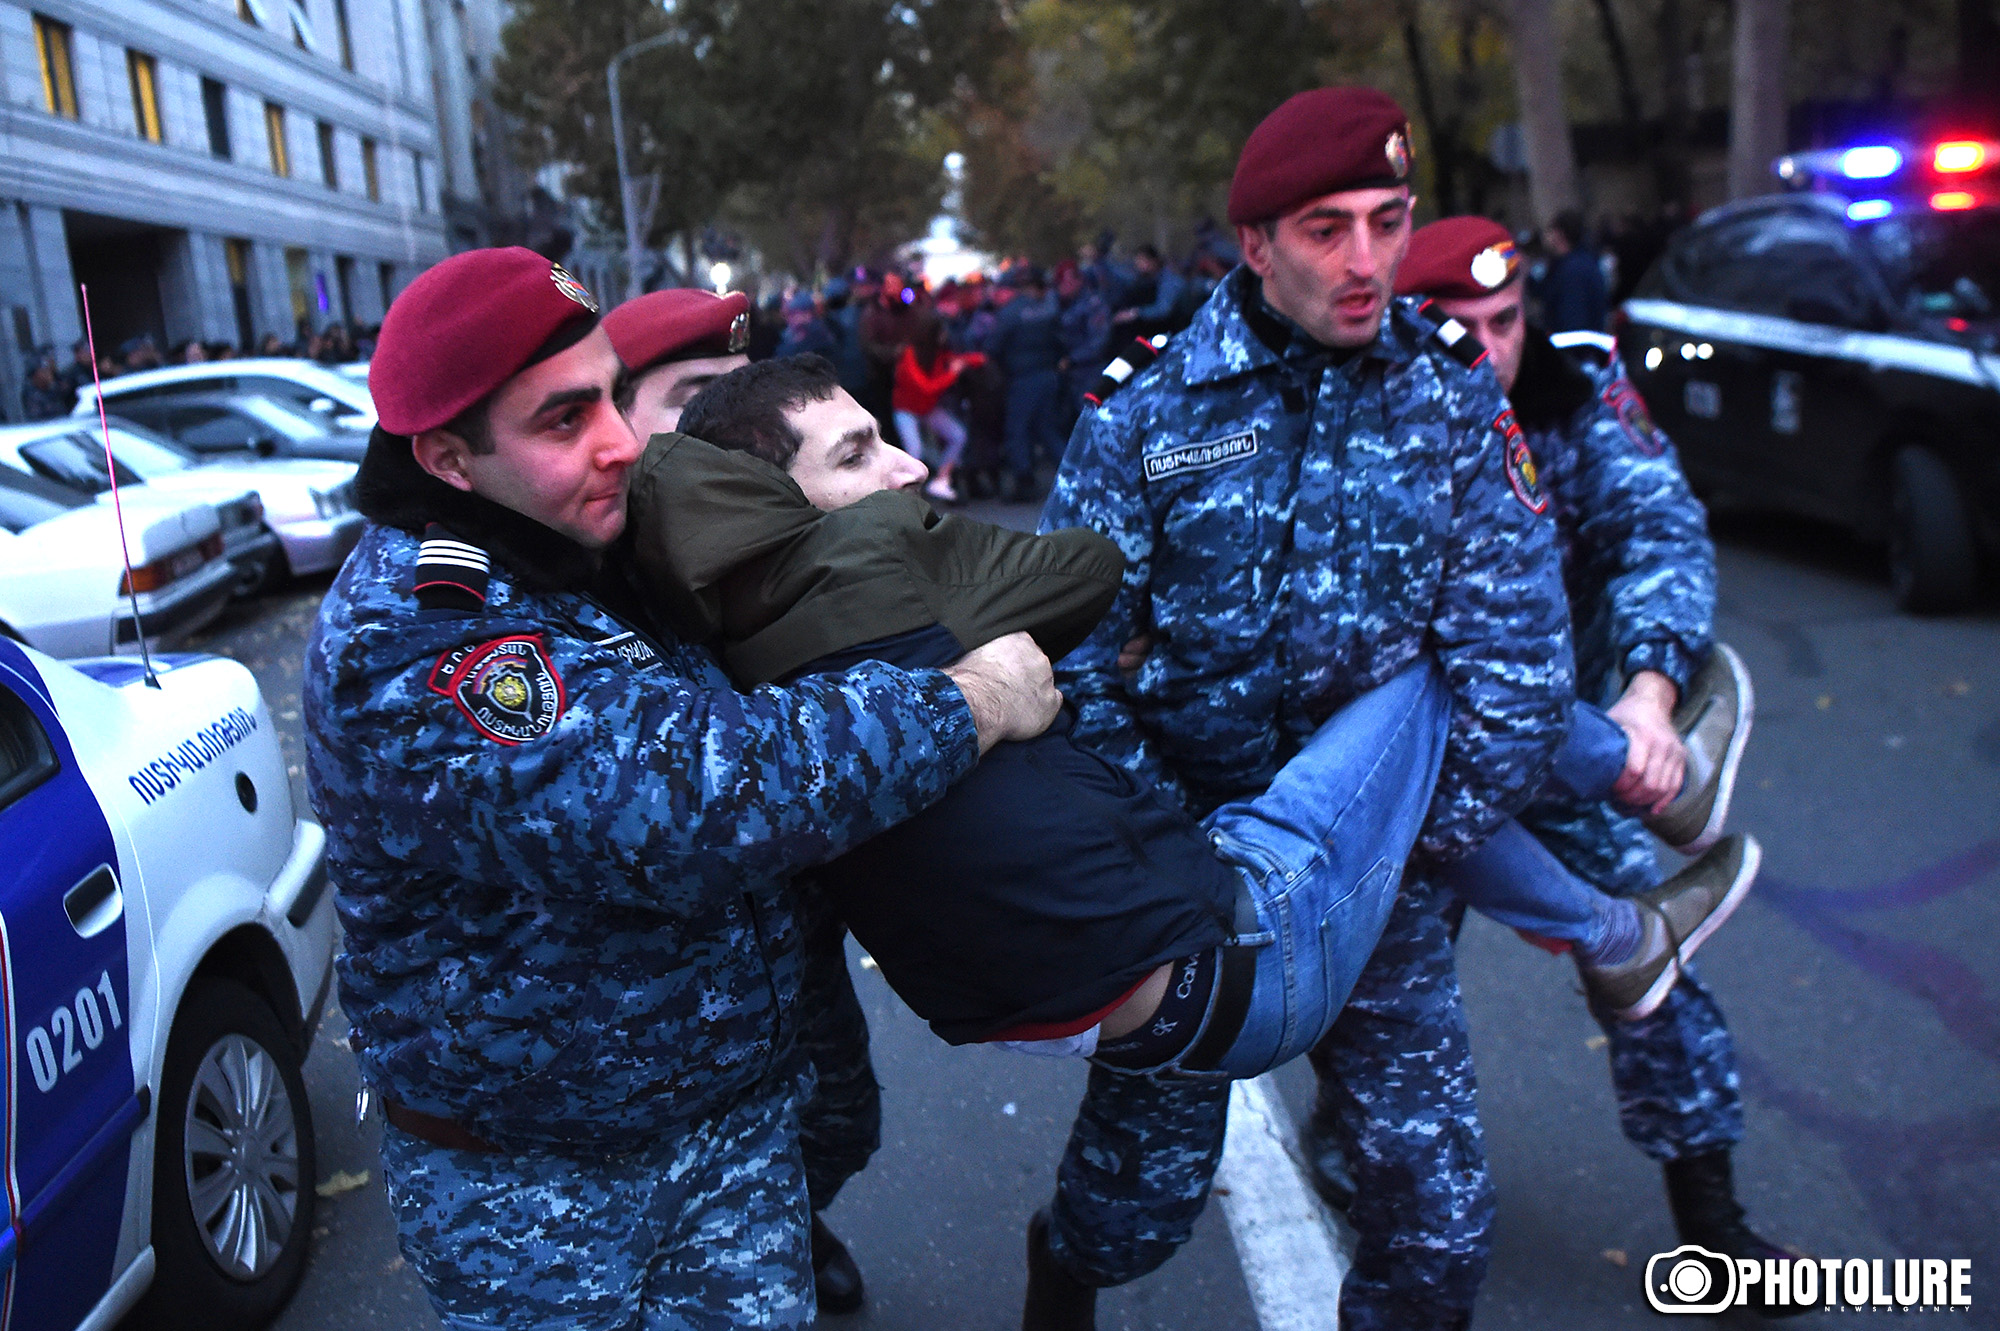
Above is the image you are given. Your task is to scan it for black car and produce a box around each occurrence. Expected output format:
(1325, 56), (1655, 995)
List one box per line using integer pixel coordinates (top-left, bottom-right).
(1621, 191), (1999, 611)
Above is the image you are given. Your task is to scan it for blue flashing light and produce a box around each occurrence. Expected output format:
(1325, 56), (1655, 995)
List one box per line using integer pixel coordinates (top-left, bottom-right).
(1846, 198), (1894, 221)
(1839, 146), (1903, 179)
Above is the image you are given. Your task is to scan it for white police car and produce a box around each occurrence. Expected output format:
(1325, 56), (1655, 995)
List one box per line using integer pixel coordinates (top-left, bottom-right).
(70, 359), (375, 434)
(0, 639), (333, 1330)
(1621, 136), (2000, 611)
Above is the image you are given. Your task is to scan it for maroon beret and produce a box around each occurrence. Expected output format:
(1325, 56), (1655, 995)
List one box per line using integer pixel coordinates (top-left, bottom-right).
(1228, 87), (1414, 226)
(602, 289), (752, 374)
(370, 247), (601, 435)
(1396, 216), (1522, 299)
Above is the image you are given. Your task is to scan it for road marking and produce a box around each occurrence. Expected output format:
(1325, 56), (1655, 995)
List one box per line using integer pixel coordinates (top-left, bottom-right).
(1216, 1075), (1350, 1330)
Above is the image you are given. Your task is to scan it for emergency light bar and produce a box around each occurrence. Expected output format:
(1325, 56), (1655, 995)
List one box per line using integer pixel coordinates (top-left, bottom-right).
(1777, 136), (1999, 216)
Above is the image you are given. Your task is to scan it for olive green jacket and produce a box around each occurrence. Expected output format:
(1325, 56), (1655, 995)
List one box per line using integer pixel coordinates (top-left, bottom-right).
(624, 433), (1125, 688)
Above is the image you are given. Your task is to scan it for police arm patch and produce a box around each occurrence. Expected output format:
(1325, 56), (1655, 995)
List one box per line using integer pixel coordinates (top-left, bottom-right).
(1494, 409), (1549, 514)
(1602, 378), (1665, 457)
(434, 635), (565, 744)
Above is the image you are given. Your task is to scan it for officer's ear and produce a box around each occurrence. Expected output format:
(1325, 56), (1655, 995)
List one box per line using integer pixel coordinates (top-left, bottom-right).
(412, 428), (476, 492)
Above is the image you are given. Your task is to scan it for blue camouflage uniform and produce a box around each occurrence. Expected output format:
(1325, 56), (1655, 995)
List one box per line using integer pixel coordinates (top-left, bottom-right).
(1037, 267), (1574, 1327)
(304, 505), (978, 1329)
(1510, 333), (1740, 1160)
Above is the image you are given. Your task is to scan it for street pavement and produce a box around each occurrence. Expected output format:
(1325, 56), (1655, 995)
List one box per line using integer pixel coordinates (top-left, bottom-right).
(194, 500), (2000, 1331)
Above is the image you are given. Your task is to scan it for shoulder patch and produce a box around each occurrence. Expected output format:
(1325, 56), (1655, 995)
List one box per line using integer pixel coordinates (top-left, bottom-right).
(1495, 409), (1548, 513)
(1417, 301), (1490, 371)
(414, 524), (490, 613)
(1601, 378), (1665, 457)
(1085, 334), (1171, 407)
(430, 635), (565, 745)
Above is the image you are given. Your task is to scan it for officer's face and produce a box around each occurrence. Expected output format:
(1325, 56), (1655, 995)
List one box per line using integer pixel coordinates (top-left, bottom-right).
(416, 328), (642, 552)
(783, 389), (928, 511)
(624, 353), (750, 441)
(1238, 187), (1414, 348)
(1436, 282), (1528, 394)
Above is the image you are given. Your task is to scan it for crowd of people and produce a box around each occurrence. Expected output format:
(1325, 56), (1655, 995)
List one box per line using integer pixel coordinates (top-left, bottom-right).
(18, 319), (375, 420)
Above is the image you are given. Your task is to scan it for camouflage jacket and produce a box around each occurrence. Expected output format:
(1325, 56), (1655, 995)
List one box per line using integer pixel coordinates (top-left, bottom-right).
(304, 487), (978, 1151)
(1510, 329), (1714, 702)
(1041, 270), (1574, 860)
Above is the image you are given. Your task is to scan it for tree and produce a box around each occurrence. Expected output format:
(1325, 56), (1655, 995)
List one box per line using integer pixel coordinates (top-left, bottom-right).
(1505, 0), (1580, 224)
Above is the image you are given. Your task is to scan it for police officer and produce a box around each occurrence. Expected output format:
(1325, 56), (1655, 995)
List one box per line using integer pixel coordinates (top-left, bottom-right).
(603, 286), (752, 441)
(1316, 215), (1804, 1318)
(303, 246), (1060, 1329)
(1033, 90), (1574, 1330)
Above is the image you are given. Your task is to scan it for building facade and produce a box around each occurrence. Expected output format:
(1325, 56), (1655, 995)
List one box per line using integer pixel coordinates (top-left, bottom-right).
(0, 0), (453, 415)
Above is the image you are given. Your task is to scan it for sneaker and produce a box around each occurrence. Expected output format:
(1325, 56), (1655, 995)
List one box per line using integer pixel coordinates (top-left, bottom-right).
(811, 1213), (865, 1315)
(924, 477), (962, 505)
(1578, 834), (1760, 1021)
(1644, 643), (1754, 854)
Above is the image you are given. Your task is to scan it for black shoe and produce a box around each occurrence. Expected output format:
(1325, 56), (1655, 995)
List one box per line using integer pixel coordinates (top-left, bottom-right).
(1665, 1151), (1811, 1319)
(811, 1213), (865, 1315)
(1023, 1208), (1096, 1331)
(1299, 1107), (1357, 1211)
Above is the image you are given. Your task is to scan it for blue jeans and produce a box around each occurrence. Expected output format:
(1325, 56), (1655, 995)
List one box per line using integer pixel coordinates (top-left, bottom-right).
(1437, 701), (1629, 946)
(1201, 659), (1453, 1079)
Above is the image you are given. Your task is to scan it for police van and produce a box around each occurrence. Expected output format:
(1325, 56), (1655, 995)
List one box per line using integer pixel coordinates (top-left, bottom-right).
(1, 640), (333, 1330)
(1620, 137), (2000, 611)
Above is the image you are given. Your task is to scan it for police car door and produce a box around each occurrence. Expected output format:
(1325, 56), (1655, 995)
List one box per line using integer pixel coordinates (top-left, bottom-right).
(1724, 210), (1892, 517)
(0, 642), (137, 1331)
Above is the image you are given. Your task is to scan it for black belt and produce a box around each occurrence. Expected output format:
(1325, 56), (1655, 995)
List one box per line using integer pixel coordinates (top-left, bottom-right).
(1179, 882), (1262, 1072)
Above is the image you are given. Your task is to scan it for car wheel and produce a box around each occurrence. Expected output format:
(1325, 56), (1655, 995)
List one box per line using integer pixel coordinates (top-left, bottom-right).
(256, 546), (294, 594)
(1886, 446), (1978, 613)
(134, 978), (315, 1331)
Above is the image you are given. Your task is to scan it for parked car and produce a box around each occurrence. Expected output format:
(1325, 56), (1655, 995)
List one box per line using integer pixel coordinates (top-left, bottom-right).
(105, 393), (369, 465)
(1621, 139), (2000, 611)
(73, 357), (375, 432)
(0, 469), (234, 658)
(0, 419), (362, 588)
(0, 637), (334, 1330)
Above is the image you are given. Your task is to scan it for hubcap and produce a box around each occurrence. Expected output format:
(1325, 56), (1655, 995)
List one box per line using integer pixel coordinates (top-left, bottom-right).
(183, 1033), (301, 1281)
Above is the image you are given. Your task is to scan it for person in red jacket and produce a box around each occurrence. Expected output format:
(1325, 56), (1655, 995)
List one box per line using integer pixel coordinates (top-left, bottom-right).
(892, 319), (982, 504)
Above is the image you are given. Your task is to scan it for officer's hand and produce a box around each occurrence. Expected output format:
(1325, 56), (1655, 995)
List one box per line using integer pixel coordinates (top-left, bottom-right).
(1116, 633), (1156, 675)
(944, 632), (1062, 754)
(1606, 670), (1685, 812)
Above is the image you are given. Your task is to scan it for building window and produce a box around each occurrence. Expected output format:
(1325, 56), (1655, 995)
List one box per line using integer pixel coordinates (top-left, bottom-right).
(361, 137), (380, 202)
(202, 78), (232, 159)
(225, 238), (255, 349)
(264, 102), (289, 177)
(284, 247), (311, 330)
(128, 52), (163, 143)
(317, 121), (338, 189)
(412, 153), (429, 213)
(32, 15), (78, 120)
(379, 261), (396, 313)
(332, 0), (355, 71)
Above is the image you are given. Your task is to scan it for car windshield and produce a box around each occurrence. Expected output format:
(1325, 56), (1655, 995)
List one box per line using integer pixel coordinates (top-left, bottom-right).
(0, 472), (88, 532)
(241, 396), (351, 441)
(1861, 210), (2000, 324)
(18, 424), (195, 493)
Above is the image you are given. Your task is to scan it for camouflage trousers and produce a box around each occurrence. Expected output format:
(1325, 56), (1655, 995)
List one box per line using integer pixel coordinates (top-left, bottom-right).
(1306, 879), (1495, 1331)
(1523, 794), (1745, 1158)
(379, 1088), (813, 1330)
(792, 877), (882, 1211)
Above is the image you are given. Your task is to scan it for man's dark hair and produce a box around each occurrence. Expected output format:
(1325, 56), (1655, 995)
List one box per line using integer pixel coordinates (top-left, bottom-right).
(677, 354), (843, 470)
(1549, 208), (1586, 247)
(443, 399), (494, 455)
(1134, 244), (1163, 264)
